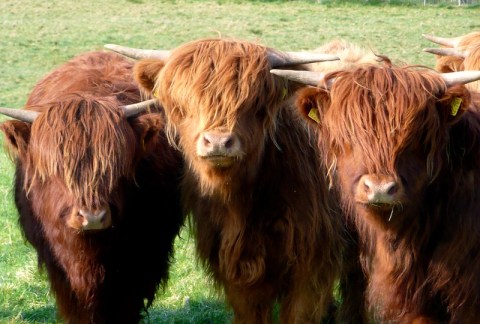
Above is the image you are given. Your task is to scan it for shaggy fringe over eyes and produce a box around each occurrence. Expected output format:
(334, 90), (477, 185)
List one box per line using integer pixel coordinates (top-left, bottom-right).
(26, 94), (137, 208)
(322, 65), (448, 179)
(154, 38), (288, 146)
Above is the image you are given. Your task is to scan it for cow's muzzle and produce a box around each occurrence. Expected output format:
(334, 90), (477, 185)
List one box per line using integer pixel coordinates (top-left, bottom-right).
(67, 206), (112, 231)
(197, 131), (242, 168)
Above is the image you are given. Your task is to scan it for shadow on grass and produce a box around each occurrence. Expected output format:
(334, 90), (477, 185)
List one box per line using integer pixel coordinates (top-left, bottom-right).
(145, 299), (232, 324)
(0, 305), (58, 323)
(0, 299), (232, 324)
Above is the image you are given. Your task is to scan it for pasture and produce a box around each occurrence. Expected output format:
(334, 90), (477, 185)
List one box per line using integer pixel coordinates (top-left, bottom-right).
(0, 0), (478, 322)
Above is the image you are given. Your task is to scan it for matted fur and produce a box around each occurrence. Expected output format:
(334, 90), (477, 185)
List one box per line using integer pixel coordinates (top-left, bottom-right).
(296, 62), (480, 323)
(26, 94), (136, 208)
(135, 38), (345, 323)
(0, 51), (184, 323)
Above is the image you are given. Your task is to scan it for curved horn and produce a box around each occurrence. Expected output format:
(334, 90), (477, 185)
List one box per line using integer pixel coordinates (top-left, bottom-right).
(423, 47), (466, 58)
(422, 34), (460, 48)
(104, 44), (171, 60)
(270, 69), (334, 89)
(0, 107), (40, 123)
(121, 99), (159, 118)
(441, 70), (480, 87)
(267, 50), (339, 68)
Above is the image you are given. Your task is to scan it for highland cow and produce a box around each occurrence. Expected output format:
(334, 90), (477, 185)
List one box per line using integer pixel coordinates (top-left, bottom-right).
(119, 38), (345, 323)
(423, 32), (480, 73)
(0, 51), (184, 323)
(272, 64), (480, 323)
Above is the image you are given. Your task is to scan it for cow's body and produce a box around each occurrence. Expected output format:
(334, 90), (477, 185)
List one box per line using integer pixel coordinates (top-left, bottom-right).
(1, 51), (184, 323)
(294, 63), (480, 323)
(133, 38), (344, 323)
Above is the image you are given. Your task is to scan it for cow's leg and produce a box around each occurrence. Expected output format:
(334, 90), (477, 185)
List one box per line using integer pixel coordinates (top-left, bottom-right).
(224, 283), (275, 324)
(279, 277), (334, 324)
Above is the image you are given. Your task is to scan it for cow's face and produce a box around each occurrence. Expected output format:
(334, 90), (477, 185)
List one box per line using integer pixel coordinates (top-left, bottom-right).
(134, 40), (288, 195)
(1, 95), (164, 231)
(296, 67), (470, 228)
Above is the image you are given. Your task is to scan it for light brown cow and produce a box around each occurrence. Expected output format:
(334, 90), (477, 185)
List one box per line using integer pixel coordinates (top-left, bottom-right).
(121, 38), (346, 323)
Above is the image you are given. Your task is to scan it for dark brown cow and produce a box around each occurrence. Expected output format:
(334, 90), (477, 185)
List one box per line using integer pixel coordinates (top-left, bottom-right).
(129, 38), (345, 323)
(0, 51), (184, 323)
(273, 63), (480, 323)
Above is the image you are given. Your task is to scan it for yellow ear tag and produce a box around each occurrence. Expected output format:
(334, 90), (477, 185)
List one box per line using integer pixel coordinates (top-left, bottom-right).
(450, 97), (462, 116)
(153, 88), (160, 98)
(308, 108), (320, 123)
(281, 87), (288, 100)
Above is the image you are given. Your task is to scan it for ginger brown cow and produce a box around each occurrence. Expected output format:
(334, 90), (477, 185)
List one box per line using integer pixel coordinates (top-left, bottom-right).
(0, 51), (184, 323)
(273, 63), (480, 323)
(423, 32), (480, 73)
(130, 38), (345, 323)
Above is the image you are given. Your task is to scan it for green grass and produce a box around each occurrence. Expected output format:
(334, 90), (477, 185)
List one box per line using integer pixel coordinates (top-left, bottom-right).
(0, 0), (478, 323)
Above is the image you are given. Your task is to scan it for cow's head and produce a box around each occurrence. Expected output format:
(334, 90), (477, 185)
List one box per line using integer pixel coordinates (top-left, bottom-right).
(273, 66), (480, 229)
(0, 95), (163, 231)
(130, 39), (337, 198)
(423, 32), (480, 75)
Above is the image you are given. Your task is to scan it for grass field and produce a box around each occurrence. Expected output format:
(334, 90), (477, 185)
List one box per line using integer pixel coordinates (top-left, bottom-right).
(0, 0), (478, 323)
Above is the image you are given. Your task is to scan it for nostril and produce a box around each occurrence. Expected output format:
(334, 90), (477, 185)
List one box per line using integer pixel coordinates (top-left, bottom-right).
(224, 137), (234, 149)
(387, 183), (398, 196)
(362, 178), (373, 193)
(203, 136), (212, 148)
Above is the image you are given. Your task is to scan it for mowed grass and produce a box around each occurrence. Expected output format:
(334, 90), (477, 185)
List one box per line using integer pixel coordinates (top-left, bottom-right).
(0, 0), (478, 323)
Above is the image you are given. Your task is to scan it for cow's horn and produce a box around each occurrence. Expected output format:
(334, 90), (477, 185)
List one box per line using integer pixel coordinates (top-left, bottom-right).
(0, 107), (40, 123)
(267, 51), (339, 68)
(121, 99), (159, 118)
(423, 47), (466, 58)
(441, 70), (480, 86)
(422, 34), (459, 48)
(104, 44), (171, 60)
(270, 69), (335, 89)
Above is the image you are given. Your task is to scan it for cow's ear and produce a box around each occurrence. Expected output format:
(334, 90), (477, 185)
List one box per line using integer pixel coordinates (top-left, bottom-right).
(133, 59), (166, 94)
(437, 84), (471, 125)
(0, 120), (31, 158)
(295, 87), (331, 126)
(130, 113), (166, 154)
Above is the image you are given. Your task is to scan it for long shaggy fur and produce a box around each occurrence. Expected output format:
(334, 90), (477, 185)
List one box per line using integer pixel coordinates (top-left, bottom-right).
(137, 38), (345, 323)
(297, 62), (480, 323)
(0, 51), (184, 323)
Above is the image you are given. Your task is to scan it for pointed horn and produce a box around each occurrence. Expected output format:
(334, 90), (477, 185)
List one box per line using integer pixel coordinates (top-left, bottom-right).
(423, 47), (466, 58)
(270, 69), (334, 89)
(267, 50), (339, 68)
(104, 44), (171, 60)
(441, 70), (480, 87)
(422, 34), (460, 48)
(121, 99), (159, 118)
(0, 107), (40, 123)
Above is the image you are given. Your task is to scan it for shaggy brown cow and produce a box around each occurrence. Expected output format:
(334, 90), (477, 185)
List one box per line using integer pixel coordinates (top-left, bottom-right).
(0, 51), (184, 323)
(423, 32), (480, 73)
(125, 38), (345, 323)
(272, 64), (480, 323)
